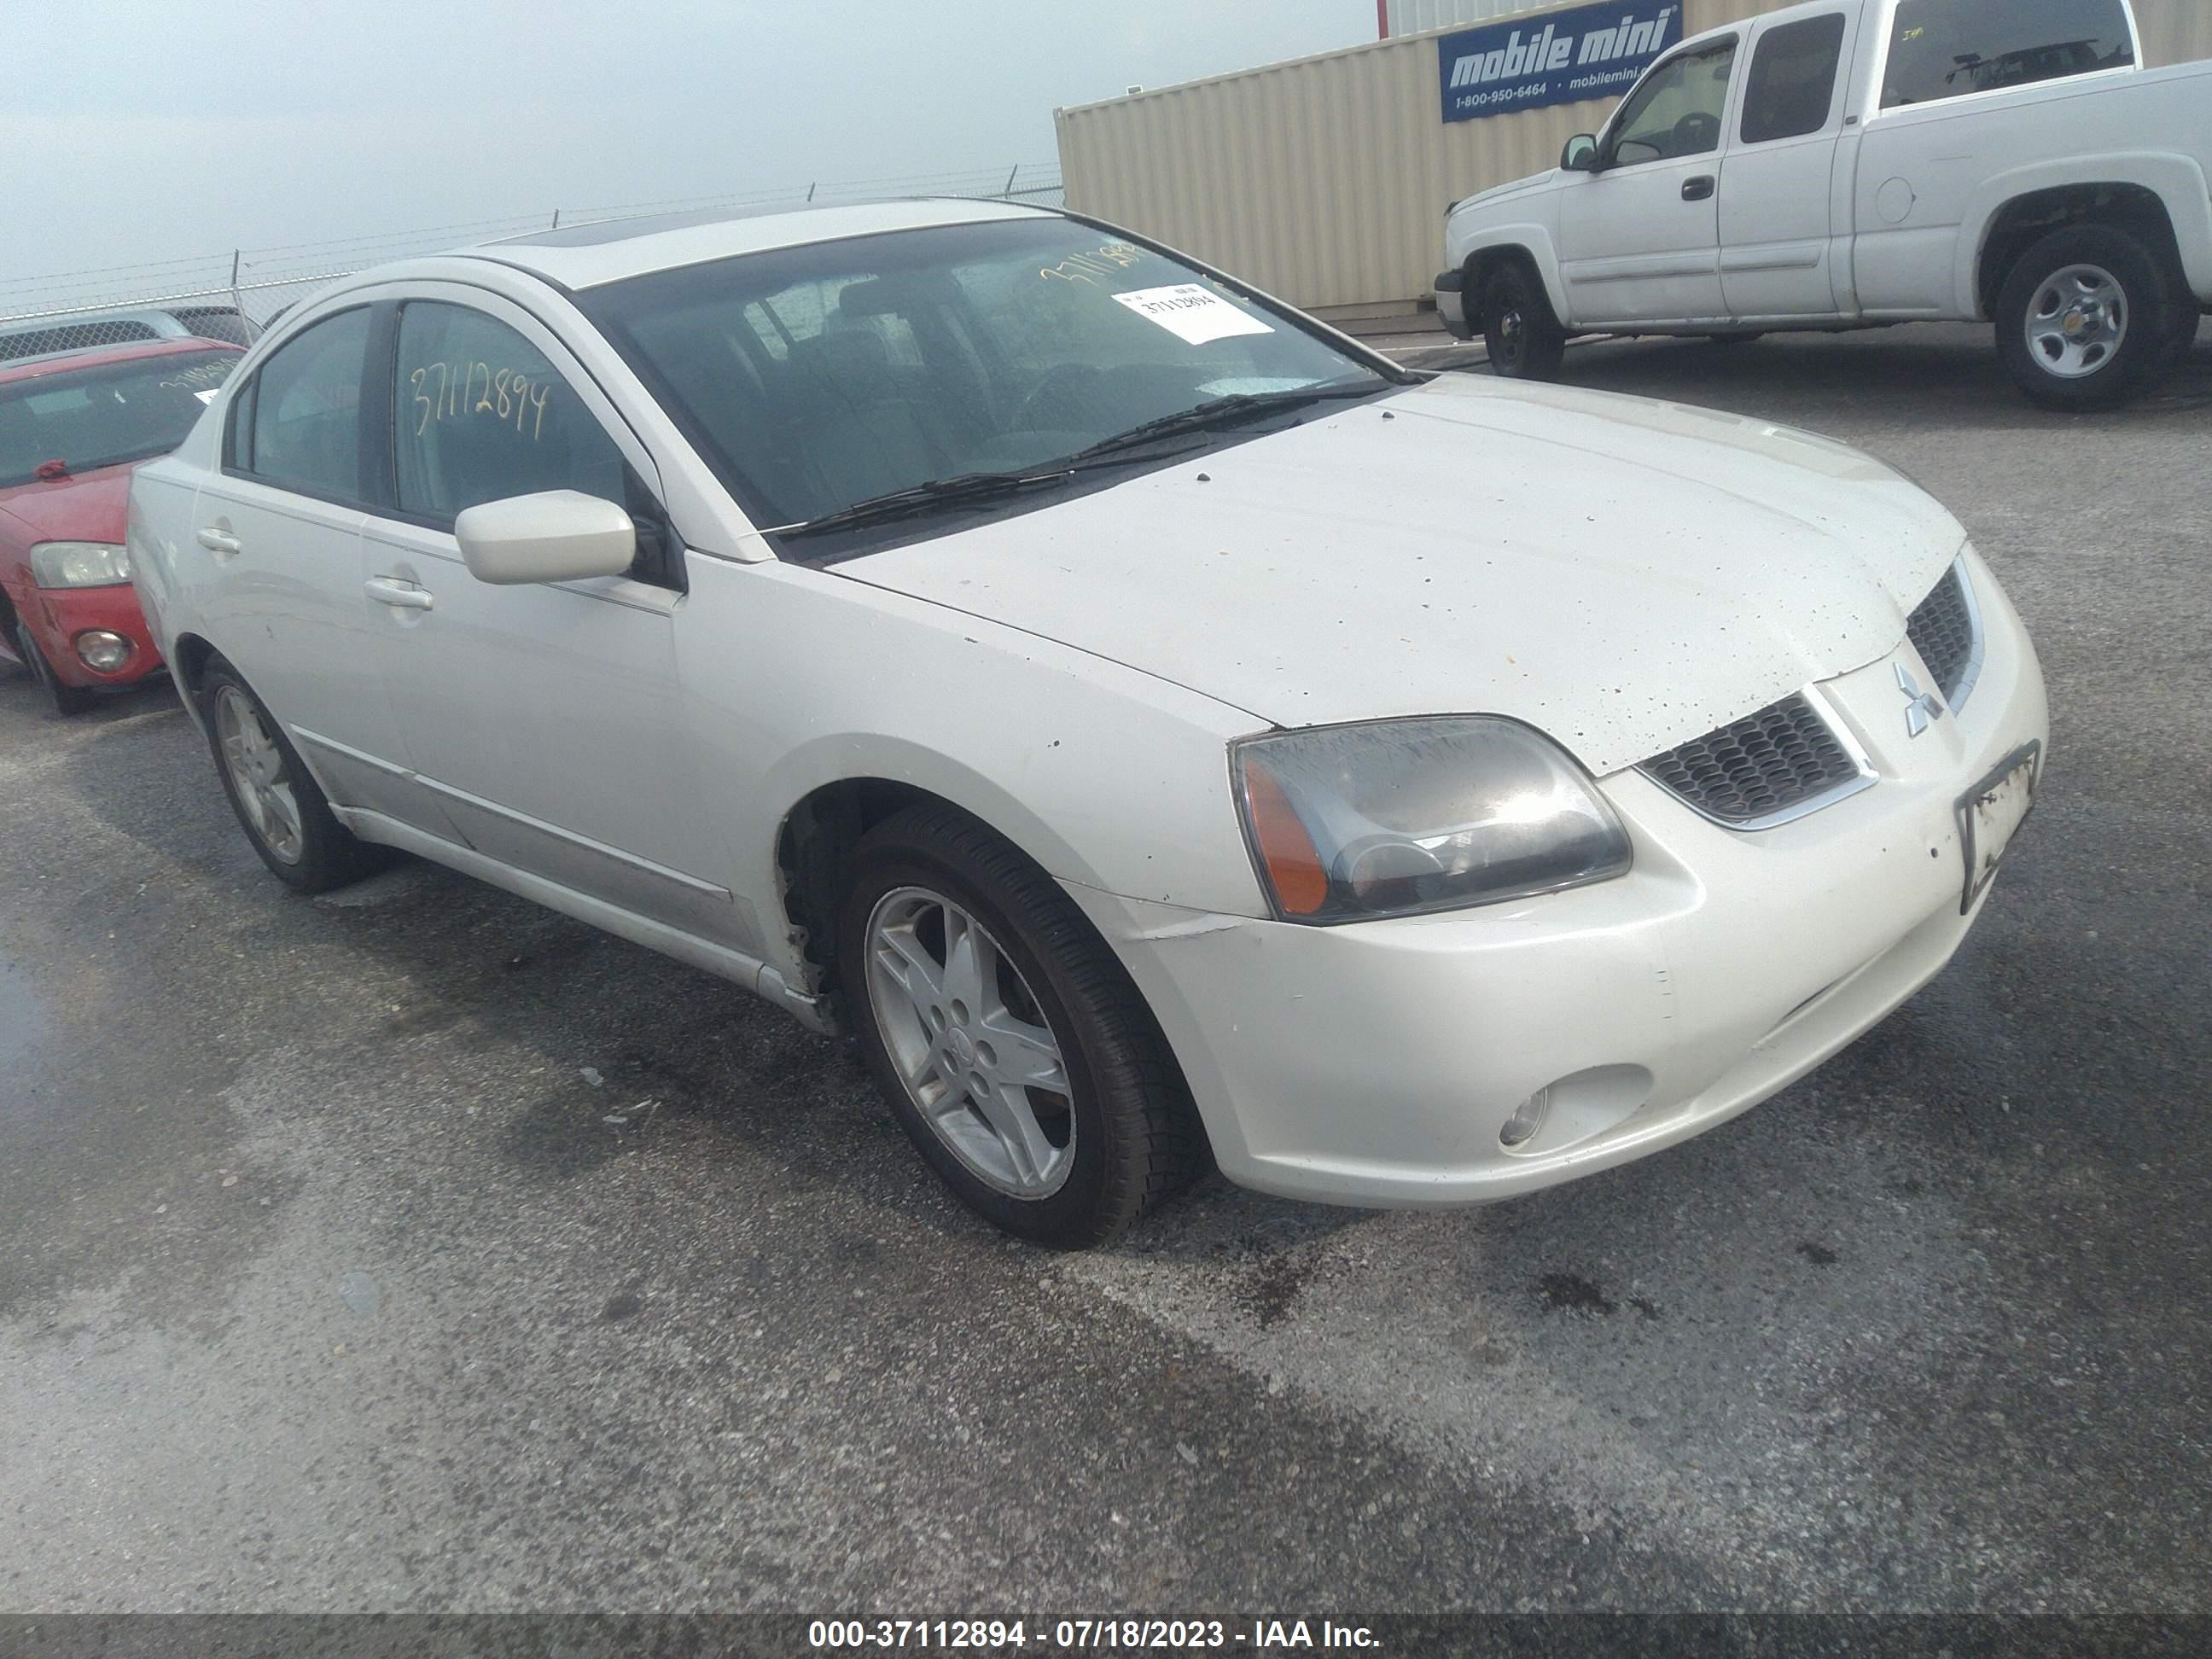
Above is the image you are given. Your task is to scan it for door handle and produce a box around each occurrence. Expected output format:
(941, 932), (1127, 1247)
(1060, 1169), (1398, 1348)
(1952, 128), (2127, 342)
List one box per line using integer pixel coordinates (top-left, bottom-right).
(364, 576), (434, 612)
(196, 527), (242, 556)
(1682, 175), (1716, 201)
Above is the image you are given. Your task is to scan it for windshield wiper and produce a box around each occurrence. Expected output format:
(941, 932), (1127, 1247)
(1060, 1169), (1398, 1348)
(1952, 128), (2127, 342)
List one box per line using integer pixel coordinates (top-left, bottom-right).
(1049, 381), (1388, 466)
(771, 381), (1385, 541)
(774, 449), (1205, 540)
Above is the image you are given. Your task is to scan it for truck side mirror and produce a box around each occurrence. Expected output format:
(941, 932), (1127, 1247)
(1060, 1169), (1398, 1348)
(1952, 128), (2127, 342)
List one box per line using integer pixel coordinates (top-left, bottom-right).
(1561, 134), (1600, 172)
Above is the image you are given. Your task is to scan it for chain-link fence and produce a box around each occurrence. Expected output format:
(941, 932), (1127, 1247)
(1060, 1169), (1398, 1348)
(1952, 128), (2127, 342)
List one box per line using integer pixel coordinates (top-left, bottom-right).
(0, 163), (1064, 353)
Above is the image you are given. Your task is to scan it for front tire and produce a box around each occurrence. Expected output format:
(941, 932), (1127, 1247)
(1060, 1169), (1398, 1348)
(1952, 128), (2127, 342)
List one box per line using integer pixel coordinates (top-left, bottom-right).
(198, 657), (391, 893)
(1481, 262), (1567, 381)
(10, 614), (98, 715)
(835, 803), (1206, 1248)
(1995, 224), (2174, 410)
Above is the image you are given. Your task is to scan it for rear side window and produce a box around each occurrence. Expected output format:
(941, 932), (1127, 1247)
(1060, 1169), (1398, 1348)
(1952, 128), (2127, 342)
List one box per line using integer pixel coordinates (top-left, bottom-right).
(243, 309), (372, 500)
(393, 302), (628, 521)
(1883, 0), (2133, 108)
(1742, 13), (1848, 143)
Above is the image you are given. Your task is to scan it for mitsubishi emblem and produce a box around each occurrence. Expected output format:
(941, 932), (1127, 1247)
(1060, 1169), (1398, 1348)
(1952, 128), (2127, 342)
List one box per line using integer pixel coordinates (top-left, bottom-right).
(1896, 662), (1944, 738)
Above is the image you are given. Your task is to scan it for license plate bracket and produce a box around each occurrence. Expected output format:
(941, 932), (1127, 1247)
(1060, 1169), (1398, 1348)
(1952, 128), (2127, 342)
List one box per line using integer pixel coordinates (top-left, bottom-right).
(1956, 741), (2040, 914)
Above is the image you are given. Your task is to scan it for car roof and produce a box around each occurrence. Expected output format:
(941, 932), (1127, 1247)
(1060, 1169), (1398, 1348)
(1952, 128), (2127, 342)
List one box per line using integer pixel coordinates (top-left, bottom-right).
(470, 195), (1058, 291)
(0, 335), (244, 386)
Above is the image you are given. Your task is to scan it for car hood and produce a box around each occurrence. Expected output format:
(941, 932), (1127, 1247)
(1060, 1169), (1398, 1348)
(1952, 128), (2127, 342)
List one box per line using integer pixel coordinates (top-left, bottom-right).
(1451, 169), (1556, 215)
(835, 375), (1965, 777)
(0, 463), (135, 546)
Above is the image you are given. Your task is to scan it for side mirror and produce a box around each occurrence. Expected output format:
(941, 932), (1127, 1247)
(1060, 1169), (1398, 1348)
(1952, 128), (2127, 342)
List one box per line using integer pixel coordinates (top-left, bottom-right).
(454, 489), (636, 585)
(1561, 134), (1600, 172)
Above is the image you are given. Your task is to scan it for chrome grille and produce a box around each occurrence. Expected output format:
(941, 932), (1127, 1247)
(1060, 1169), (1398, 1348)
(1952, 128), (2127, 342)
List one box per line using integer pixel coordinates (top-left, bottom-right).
(1640, 694), (1866, 827)
(1907, 562), (1980, 707)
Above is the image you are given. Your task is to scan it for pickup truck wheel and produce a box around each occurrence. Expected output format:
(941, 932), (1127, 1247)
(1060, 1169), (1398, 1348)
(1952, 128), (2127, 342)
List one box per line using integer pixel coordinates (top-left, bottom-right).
(198, 657), (393, 893)
(1996, 225), (2172, 410)
(837, 802), (1206, 1248)
(1482, 265), (1566, 381)
(11, 614), (99, 716)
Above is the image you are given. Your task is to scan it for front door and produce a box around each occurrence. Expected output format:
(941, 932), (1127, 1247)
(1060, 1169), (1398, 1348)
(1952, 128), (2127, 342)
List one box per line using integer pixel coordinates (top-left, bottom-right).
(1557, 34), (1740, 327)
(1720, 7), (1857, 321)
(358, 290), (738, 945)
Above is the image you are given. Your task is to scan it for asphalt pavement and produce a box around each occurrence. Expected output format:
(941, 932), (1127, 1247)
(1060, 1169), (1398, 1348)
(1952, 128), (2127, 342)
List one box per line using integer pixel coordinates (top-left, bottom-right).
(3, 322), (2207, 1616)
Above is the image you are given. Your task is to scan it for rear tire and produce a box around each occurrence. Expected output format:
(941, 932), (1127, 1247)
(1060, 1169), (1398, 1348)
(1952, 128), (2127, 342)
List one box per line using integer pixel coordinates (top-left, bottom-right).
(1482, 262), (1567, 381)
(10, 614), (98, 715)
(197, 656), (392, 893)
(835, 802), (1206, 1248)
(1995, 224), (2174, 410)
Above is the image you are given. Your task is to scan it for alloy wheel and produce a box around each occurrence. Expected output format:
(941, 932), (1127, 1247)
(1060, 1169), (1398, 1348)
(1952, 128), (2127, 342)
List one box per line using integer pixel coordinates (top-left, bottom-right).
(213, 685), (305, 865)
(2027, 264), (2128, 380)
(863, 885), (1076, 1199)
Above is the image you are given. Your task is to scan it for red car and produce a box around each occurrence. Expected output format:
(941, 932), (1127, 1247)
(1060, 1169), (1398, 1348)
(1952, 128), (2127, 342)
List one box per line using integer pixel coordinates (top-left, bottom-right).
(1, 336), (244, 713)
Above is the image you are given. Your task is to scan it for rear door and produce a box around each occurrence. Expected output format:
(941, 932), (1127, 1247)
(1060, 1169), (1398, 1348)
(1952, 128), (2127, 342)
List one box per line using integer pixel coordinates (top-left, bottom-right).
(1720, 7), (1859, 321)
(357, 288), (739, 944)
(1557, 35), (1741, 326)
(187, 306), (436, 829)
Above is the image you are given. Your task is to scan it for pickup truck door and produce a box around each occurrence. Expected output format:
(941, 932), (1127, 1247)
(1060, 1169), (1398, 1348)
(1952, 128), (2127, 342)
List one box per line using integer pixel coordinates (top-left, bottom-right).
(1556, 35), (1740, 327)
(1720, 6), (1860, 321)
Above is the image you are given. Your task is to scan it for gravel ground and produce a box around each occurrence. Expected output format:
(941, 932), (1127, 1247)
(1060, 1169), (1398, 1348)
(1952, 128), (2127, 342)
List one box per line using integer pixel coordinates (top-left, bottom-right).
(2, 321), (2207, 1617)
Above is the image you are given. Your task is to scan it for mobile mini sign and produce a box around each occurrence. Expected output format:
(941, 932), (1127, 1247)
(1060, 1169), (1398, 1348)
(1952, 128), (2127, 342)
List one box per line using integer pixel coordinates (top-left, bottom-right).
(1438, 2), (1682, 123)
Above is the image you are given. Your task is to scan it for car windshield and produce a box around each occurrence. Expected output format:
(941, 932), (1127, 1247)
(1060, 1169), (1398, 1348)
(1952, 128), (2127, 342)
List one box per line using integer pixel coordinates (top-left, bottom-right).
(0, 349), (239, 488)
(579, 216), (1393, 540)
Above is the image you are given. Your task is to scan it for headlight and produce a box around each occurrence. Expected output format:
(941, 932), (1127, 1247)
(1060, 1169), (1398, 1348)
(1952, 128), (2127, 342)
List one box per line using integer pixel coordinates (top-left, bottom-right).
(31, 541), (131, 589)
(1234, 717), (1632, 923)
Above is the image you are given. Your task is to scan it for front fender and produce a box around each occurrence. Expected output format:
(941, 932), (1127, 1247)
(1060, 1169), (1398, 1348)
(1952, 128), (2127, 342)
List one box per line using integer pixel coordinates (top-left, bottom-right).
(1444, 219), (1572, 329)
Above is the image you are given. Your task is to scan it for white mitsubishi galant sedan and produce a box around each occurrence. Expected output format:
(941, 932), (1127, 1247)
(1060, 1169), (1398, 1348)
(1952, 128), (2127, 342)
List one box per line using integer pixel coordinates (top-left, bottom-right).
(130, 199), (2046, 1246)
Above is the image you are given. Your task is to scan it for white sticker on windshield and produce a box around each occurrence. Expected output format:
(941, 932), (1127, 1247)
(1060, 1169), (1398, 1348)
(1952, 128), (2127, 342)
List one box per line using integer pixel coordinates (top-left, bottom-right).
(1111, 284), (1275, 346)
(194, 389), (218, 405)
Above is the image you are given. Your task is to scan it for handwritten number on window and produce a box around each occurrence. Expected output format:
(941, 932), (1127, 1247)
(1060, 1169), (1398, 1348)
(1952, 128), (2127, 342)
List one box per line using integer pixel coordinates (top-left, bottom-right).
(408, 359), (552, 439)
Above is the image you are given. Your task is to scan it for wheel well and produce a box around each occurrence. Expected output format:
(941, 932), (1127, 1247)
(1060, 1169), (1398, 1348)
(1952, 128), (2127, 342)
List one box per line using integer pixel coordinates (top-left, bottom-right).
(169, 633), (217, 700)
(1977, 183), (2183, 318)
(775, 777), (938, 1007)
(1460, 244), (1543, 329)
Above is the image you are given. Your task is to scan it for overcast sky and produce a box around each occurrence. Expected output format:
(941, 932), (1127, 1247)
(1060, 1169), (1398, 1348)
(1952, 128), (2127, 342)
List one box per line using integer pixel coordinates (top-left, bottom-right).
(8, 0), (1368, 290)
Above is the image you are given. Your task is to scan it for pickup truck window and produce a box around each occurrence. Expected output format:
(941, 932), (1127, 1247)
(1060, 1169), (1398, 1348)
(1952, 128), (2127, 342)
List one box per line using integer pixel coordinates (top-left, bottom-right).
(1608, 39), (1738, 166)
(1882, 0), (2134, 109)
(1742, 12), (1848, 143)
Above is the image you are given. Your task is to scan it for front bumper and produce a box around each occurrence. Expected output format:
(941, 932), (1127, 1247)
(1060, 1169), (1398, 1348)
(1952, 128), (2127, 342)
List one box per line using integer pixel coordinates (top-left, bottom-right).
(1434, 270), (1474, 341)
(18, 582), (162, 689)
(1071, 549), (2049, 1208)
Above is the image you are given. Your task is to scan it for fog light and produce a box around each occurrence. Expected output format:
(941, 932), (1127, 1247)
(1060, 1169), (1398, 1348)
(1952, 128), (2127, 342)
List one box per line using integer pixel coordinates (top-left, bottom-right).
(74, 631), (132, 672)
(1499, 1086), (1551, 1149)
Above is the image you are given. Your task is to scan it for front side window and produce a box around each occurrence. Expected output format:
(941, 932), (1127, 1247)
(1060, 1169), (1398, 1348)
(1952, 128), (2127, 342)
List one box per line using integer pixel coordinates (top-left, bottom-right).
(1883, 0), (2133, 108)
(1742, 13), (1848, 143)
(0, 348), (239, 488)
(246, 309), (371, 500)
(393, 302), (628, 522)
(1609, 39), (1739, 165)
(578, 216), (1390, 544)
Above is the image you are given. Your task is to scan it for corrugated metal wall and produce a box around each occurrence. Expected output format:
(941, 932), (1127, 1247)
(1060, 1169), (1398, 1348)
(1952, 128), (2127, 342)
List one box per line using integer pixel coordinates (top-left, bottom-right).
(1057, 0), (2207, 311)
(1383, 0), (1545, 37)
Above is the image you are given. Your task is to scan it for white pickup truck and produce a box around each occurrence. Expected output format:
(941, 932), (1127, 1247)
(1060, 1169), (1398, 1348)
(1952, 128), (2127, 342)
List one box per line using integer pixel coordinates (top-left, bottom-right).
(1436, 0), (2211, 408)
